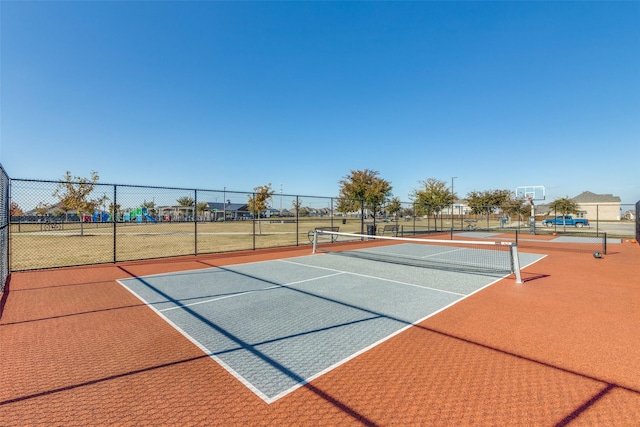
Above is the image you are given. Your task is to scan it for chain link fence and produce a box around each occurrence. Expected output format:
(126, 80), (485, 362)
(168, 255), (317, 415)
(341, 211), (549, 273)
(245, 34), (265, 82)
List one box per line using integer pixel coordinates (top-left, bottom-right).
(9, 179), (376, 271)
(7, 175), (639, 272)
(637, 201), (640, 243)
(0, 165), (9, 292)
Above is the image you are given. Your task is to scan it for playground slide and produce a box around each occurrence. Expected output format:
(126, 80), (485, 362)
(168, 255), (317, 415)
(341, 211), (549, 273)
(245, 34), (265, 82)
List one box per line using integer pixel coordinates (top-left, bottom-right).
(144, 214), (157, 223)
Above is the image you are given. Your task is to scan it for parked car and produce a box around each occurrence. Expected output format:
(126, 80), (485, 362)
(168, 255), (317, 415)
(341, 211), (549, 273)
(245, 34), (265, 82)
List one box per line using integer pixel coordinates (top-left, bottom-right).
(542, 215), (589, 228)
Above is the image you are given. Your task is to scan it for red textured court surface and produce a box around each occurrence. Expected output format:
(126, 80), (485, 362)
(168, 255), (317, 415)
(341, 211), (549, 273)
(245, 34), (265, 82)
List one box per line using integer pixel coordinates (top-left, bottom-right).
(1, 241), (639, 426)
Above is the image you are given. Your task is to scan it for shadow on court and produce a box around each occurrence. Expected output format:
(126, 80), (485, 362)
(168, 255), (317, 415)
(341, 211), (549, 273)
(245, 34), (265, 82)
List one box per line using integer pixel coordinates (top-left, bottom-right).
(1, 242), (639, 425)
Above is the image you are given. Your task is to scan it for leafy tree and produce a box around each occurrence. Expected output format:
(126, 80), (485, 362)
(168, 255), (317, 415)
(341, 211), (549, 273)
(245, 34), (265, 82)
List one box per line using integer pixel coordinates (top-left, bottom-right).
(53, 171), (101, 236)
(247, 184), (274, 234)
(547, 197), (580, 228)
(9, 201), (23, 217)
(401, 206), (415, 218)
(335, 197), (359, 218)
(501, 197), (529, 224)
(177, 196), (195, 220)
(299, 207), (310, 217)
(411, 178), (454, 231)
(338, 169), (392, 231)
(385, 197), (402, 222)
(142, 200), (156, 215)
(548, 197), (579, 216)
(467, 188), (529, 227)
(177, 196), (194, 206)
(196, 201), (210, 221)
(466, 189), (508, 214)
(35, 202), (48, 217)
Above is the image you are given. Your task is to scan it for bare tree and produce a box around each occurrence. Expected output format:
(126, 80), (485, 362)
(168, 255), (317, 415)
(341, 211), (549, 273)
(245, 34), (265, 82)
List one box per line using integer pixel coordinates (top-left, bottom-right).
(291, 198), (302, 217)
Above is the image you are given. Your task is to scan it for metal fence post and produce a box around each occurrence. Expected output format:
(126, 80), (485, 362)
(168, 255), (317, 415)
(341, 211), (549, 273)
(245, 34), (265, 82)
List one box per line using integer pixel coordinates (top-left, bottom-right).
(636, 201), (640, 244)
(113, 185), (117, 263)
(295, 195), (299, 246)
(194, 189), (198, 256)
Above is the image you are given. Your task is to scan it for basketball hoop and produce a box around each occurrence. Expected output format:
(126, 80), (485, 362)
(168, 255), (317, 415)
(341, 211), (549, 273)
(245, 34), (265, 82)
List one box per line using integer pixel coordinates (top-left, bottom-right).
(516, 186), (546, 202)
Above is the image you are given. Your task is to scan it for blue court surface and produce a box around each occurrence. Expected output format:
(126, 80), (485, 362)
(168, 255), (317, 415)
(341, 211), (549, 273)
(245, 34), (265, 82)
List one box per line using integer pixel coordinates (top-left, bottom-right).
(118, 245), (544, 403)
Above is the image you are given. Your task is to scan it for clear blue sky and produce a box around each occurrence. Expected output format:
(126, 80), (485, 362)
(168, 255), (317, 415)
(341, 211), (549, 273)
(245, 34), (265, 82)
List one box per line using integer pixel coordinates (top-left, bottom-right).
(1, 1), (639, 205)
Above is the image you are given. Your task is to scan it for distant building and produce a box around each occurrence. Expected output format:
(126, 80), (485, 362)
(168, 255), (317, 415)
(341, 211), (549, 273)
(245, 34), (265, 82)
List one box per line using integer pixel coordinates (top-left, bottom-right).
(572, 191), (621, 221)
(442, 199), (472, 216)
(205, 202), (251, 221)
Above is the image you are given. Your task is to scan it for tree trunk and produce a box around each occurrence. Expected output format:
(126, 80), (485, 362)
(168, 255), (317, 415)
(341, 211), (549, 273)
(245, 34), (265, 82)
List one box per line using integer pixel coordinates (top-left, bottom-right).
(79, 211), (85, 236)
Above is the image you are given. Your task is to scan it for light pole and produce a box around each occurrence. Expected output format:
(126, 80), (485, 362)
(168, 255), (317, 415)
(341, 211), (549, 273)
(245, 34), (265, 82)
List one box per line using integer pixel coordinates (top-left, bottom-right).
(451, 177), (457, 230)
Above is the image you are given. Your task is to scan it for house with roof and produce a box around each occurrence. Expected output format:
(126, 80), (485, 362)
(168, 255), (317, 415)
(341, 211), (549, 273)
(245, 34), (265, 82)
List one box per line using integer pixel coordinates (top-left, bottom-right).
(205, 202), (251, 221)
(537, 191), (622, 220)
(572, 191), (621, 221)
(156, 202), (251, 221)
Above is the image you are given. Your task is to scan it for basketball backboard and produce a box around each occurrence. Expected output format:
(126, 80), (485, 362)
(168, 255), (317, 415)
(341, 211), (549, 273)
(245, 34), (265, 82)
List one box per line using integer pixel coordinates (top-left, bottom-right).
(516, 185), (545, 201)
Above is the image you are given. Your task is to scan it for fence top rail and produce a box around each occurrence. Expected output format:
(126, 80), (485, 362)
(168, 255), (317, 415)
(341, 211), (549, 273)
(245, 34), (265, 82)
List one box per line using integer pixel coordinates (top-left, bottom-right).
(9, 177), (346, 199)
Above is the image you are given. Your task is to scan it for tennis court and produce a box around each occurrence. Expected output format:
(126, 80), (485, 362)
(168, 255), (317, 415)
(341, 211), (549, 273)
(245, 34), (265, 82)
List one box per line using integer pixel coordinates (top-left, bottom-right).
(118, 237), (544, 402)
(1, 235), (639, 425)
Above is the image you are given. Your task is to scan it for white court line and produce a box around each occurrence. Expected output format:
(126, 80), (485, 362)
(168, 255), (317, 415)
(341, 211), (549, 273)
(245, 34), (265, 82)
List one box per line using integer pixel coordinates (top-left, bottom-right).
(117, 278), (272, 403)
(117, 252), (548, 404)
(279, 258), (467, 297)
(159, 272), (345, 312)
(364, 245), (468, 260)
(418, 247), (467, 259)
(267, 261), (516, 402)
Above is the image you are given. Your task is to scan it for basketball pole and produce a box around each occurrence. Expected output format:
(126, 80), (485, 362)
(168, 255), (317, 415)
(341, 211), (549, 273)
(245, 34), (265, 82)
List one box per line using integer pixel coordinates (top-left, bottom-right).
(529, 196), (535, 235)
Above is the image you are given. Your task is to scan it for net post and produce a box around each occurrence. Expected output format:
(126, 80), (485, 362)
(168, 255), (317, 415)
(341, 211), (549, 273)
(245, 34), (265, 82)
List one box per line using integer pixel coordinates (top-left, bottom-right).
(510, 243), (523, 284)
(312, 230), (318, 254)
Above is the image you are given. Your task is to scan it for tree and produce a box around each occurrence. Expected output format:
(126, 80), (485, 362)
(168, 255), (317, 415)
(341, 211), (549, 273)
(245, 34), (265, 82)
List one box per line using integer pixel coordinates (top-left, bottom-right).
(53, 171), (101, 236)
(501, 197), (529, 224)
(247, 184), (274, 234)
(196, 201), (210, 221)
(291, 198), (302, 217)
(338, 169), (392, 231)
(299, 207), (310, 217)
(142, 200), (156, 215)
(411, 178), (454, 231)
(335, 197), (359, 218)
(35, 202), (48, 218)
(109, 202), (121, 221)
(177, 196), (194, 220)
(466, 188), (530, 228)
(466, 189), (503, 214)
(9, 201), (23, 217)
(385, 197), (402, 222)
(547, 197), (580, 229)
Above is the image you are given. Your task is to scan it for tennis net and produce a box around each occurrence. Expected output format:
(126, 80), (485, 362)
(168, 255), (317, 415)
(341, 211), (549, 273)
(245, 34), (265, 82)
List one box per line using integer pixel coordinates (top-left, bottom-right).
(312, 230), (523, 283)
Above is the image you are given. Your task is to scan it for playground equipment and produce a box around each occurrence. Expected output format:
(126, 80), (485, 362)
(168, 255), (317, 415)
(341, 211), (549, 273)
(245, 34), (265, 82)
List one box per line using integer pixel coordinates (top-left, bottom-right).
(124, 207), (157, 223)
(92, 212), (110, 222)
